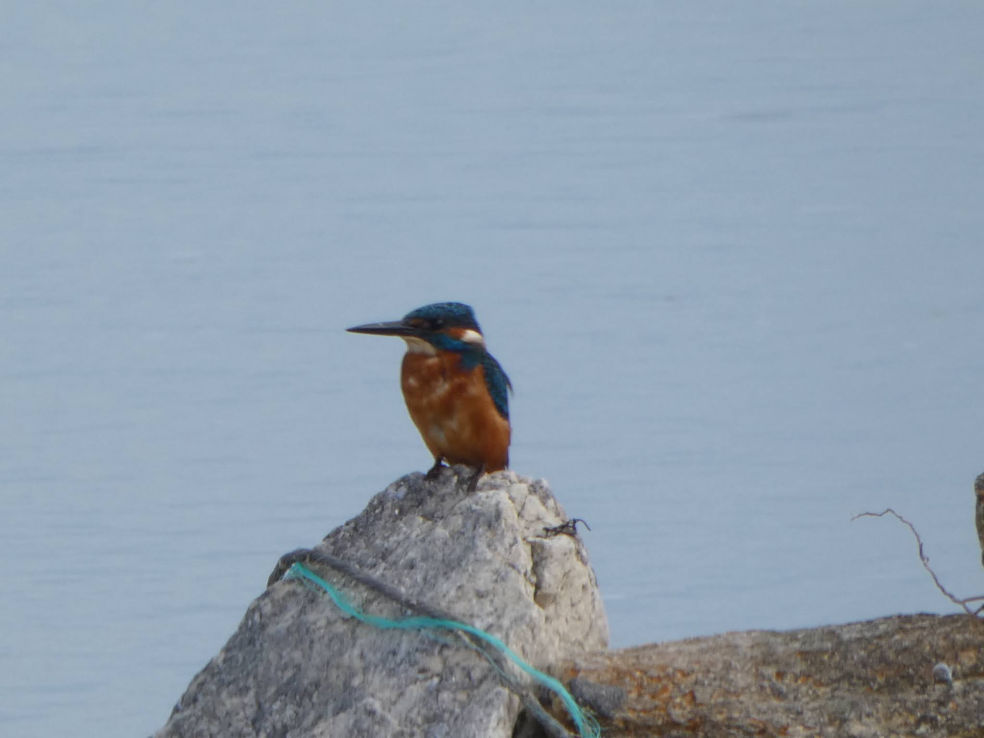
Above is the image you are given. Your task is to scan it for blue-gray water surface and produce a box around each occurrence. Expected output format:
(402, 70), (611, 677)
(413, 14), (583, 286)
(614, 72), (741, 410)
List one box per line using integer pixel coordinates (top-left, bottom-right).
(3, 3), (983, 736)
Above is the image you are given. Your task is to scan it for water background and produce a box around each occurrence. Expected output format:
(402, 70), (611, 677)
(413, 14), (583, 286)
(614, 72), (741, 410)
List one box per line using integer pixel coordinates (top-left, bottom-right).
(3, 3), (983, 736)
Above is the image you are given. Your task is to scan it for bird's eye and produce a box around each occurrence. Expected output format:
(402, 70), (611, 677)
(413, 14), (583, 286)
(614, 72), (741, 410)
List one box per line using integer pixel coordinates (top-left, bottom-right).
(432, 318), (445, 329)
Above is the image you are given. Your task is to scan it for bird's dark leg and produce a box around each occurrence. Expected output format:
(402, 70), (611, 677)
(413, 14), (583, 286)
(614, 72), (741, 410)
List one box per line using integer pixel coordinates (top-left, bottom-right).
(467, 463), (486, 492)
(425, 456), (445, 480)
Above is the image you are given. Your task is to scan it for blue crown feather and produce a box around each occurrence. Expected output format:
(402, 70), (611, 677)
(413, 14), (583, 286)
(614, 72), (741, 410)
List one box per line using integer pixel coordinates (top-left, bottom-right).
(403, 302), (481, 332)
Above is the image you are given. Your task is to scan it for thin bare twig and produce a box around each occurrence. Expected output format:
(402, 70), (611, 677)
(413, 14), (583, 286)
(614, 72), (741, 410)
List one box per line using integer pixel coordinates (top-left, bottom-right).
(853, 508), (984, 618)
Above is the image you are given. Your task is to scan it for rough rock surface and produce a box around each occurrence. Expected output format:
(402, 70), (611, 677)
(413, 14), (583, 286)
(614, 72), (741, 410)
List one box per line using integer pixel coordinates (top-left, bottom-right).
(155, 467), (609, 738)
(559, 613), (984, 737)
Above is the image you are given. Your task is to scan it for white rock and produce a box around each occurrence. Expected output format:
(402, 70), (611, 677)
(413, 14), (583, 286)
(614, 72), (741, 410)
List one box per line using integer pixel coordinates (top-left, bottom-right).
(155, 467), (609, 738)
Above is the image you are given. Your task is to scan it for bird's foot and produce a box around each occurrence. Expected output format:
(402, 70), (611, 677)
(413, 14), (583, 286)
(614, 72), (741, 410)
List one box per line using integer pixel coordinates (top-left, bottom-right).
(425, 458), (446, 481)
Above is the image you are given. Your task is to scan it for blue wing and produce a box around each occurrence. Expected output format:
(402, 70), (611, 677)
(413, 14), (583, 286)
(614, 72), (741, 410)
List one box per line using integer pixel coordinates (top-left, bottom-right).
(480, 352), (512, 420)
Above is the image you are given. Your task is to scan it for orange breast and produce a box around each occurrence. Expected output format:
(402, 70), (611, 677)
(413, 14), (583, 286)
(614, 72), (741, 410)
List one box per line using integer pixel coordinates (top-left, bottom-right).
(401, 351), (510, 471)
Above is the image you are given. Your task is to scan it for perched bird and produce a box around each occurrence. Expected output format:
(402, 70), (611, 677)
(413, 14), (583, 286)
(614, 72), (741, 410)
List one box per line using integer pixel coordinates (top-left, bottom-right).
(347, 302), (512, 484)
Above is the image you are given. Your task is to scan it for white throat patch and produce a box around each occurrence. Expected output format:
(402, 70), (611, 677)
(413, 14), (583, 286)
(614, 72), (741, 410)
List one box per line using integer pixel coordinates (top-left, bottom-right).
(402, 336), (437, 355)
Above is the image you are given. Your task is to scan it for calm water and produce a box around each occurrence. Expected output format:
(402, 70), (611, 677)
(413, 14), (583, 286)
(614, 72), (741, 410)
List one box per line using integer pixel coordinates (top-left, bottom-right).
(3, 3), (983, 736)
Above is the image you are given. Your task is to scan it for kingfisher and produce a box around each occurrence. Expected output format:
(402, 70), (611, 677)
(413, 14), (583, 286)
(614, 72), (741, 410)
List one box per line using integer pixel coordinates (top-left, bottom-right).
(347, 302), (512, 485)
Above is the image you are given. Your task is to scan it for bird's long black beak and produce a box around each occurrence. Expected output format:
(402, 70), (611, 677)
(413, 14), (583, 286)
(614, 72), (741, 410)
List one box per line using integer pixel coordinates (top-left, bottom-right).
(346, 319), (418, 337)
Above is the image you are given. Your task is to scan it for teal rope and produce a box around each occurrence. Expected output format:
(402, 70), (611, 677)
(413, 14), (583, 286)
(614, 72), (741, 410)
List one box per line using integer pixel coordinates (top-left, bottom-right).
(287, 561), (600, 738)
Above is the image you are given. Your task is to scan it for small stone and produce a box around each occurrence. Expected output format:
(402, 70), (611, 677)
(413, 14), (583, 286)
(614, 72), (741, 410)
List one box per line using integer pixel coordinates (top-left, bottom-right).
(932, 662), (953, 686)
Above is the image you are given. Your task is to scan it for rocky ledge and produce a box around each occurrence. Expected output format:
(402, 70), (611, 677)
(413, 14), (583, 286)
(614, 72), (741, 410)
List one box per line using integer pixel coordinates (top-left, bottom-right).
(563, 612), (983, 737)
